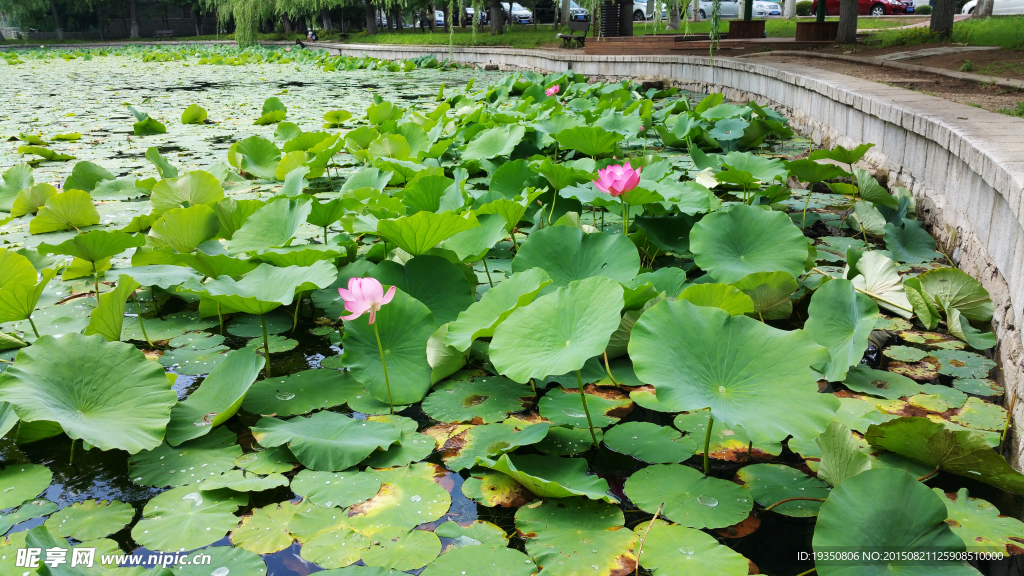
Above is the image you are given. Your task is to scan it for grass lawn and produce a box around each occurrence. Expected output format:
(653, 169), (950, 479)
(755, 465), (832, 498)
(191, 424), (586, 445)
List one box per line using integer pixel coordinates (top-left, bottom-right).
(867, 15), (1024, 48)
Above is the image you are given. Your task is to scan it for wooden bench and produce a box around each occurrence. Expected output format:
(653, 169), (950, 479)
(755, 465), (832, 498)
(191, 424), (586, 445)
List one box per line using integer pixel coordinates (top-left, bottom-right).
(557, 21), (589, 48)
(154, 30), (174, 39)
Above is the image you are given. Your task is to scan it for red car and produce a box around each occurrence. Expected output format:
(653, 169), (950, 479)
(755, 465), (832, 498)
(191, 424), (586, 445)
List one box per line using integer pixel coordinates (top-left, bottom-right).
(810, 0), (910, 15)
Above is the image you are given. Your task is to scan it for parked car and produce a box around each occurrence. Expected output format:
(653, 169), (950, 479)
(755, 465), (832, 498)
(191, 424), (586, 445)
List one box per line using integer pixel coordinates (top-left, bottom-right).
(810, 0), (909, 15)
(436, 9), (445, 26)
(961, 0), (1024, 13)
(524, 0), (589, 22)
(697, 0), (782, 17)
(506, 2), (535, 23)
(632, 1), (669, 20)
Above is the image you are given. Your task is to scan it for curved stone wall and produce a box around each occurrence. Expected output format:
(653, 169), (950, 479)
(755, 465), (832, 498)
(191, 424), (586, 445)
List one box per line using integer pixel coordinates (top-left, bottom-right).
(317, 43), (1024, 469)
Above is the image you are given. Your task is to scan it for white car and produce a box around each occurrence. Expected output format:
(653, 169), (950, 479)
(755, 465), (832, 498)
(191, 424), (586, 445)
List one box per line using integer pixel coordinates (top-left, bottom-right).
(961, 0), (1024, 13)
(698, 0), (782, 17)
(505, 2), (535, 23)
(632, 1), (669, 20)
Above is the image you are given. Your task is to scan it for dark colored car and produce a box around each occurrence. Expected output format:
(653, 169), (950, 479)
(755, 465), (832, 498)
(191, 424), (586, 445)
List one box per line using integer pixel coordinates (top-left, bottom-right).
(810, 0), (909, 14)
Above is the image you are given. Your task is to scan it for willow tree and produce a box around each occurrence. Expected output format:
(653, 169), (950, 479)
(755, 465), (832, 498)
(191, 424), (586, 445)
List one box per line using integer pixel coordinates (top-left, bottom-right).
(203, 0), (275, 46)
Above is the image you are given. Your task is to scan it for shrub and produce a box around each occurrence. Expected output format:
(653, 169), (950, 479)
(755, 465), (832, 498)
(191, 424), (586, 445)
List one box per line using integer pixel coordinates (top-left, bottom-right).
(915, 4), (932, 14)
(796, 1), (813, 15)
(959, 59), (974, 72)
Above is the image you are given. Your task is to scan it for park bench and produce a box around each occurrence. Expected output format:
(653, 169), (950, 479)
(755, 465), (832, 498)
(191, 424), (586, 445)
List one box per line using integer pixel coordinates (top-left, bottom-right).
(557, 21), (589, 49)
(154, 30), (174, 39)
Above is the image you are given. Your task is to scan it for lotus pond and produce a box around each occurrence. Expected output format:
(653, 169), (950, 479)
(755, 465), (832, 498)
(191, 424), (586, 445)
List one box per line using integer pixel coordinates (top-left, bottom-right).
(0, 45), (1022, 576)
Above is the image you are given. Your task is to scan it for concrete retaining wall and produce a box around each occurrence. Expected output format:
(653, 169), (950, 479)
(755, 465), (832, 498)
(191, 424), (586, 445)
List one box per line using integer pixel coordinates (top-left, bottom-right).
(315, 42), (1024, 468)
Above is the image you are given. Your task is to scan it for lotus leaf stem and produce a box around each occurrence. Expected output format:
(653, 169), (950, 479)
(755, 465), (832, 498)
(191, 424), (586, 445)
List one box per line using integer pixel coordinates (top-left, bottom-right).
(916, 466), (941, 483)
(93, 271), (101, 300)
(291, 294), (303, 333)
(217, 303), (224, 335)
(703, 415), (714, 476)
(27, 316), (40, 339)
(602, 351), (619, 387)
(482, 257), (494, 288)
(809, 268), (914, 314)
(634, 502), (664, 576)
(795, 569), (817, 576)
(69, 438), (76, 465)
(133, 300), (154, 348)
(548, 191), (557, 226)
(576, 369), (599, 447)
(999, 394), (1017, 452)
(373, 321), (394, 415)
(260, 313), (271, 378)
(800, 189), (813, 231)
(763, 496), (826, 511)
(620, 197), (628, 236)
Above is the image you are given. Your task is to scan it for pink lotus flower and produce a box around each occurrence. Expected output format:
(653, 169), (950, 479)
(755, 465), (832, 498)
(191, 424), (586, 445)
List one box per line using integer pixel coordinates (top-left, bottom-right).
(545, 85), (560, 97)
(338, 277), (396, 325)
(593, 162), (642, 198)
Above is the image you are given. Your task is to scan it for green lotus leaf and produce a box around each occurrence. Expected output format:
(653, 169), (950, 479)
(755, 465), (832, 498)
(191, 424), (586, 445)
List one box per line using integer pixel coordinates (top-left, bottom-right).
(427, 324), (468, 384)
(538, 385), (632, 428)
(842, 365), (922, 400)
(11, 183), (58, 217)
(376, 211), (479, 256)
(935, 488), (1024, 554)
(123, 309), (218, 342)
(0, 255), (56, 326)
(291, 468), (382, 508)
(737, 463), (831, 517)
(535, 426), (605, 456)
(0, 163), (34, 212)
(38, 230), (146, 268)
(932, 349), (996, 379)
(146, 146), (179, 179)
(198, 469), (289, 492)
(29, 189), (100, 234)
(491, 276), (624, 383)
(478, 454), (615, 502)
(347, 475), (451, 534)
(514, 498), (636, 576)
(241, 368), (360, 418)
(633, 519), (749, 576)
(805, 278), (879, 381)
(300, 527), (371, 569)
(784, 159), (849, 184)
(915, 268), (993, 323)
(253, 244), (347, 269)
(0, 498), (57, 535)
(884, 345), (927, 363)
(846, 250), (913, 318)
(0, 334), (175, 453)
(44, 499), (134, 540)
(365, 423), (436, 468)
(815, 421), (872, 487)
(113, 265), (201, 290)
(173, 253), (257, 282)
(0, 463), (52, 509)
(630, 298), (836, 441)
(603, 421), (696, 464)
(181, 103), (208, 124)
(443, 423), (550, 471)
(186, 261), (336, 315)
(809, 143), (875, 167)
(17, 145), (75, 161)
(732, 270), (798, 320)
(230, 501), (303, 554)
(252, 411), (401, 472)
(865, 417), (1024, 495)
(368, 256), (474, 326)
(324, 109), (353, 127)
(421, 541), (534, 576)
(150, 204), (220, 254)
(626, 463), (752, 529)
(678, 283), (753, 316)
(128, 426), (242, 487)
(64, 161), (115, 191)
(150, 171), (225, 215)
(131, 485), (247, 551)
(134, 116), (167, 136)
(511, 226), (640, 287)
(690, 204), (808, 284)
(445, 268), (551, 352)
(165, 347), (263, 446)
(947, 308), (996, 350)
(367, 101), (403, 125)
(235, 445), (298, 474)
(91, 178), (150, 201)
(812, 468), (969, 576)
(950, 397), (1006, 431)
(673, 410), (783, 460)
(362, 527), (441, 571)
(434, 519), (509, 548)
(174, 546), (266, 576)
(553, 126), (622, 158)
(342, 288), (435, 405)
(227, 197), (312, 255)
(212, 197), (264, 239)
(884, 221), (941, 264)
(84, 274), (140, 341)
(422, 372), (533, 423)
(952, 378), (1002, 397)
(463, 125), (526, 161)
(462, 468), (536, 507)
(159, 341), (229, 375)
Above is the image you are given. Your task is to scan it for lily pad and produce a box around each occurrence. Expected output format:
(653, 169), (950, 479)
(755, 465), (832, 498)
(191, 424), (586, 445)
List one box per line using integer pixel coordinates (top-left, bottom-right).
(0, 333), (177, 453)
(123, 309), (218, 342)
(243, 369), (361, 418)
(434, 519), (509, 548)
(634, 520), (749, 576)
(300, 527), (371, 569)
(461, 469), (536, 508)
(44, 499), (134, 540)
(511, 226), (642, 288)
(376, 211), (479, 256)
(515, 498), (636, 576)
(538, 386), (632, 429)
(365, 429), (436, 469)
(0, 464), (52, 510)
(952, 379), (1003, 398)
(899, 331), (966, 351)
(199, 469), (289, 492)
(445, 268), (551, 352)
(951, 397), (1007, 431)
(805, 279), (878, 382)
(535, 426), (605, 456)
(935, 488), (1024, 554)
(603, 422), (697, 463)
(422, 372), (533, 424)
(291, 469), (382, 508)
(231, 501), (302, 554)
(678, 283), (754, 316)
(884, 345), (928, 362)
(932, 349), (996, 379)
(227, 311), (292, 337)
(690, 204), (808, 284)
(159, 342), (230, 375)
(736, 464), (830, 517)
(252, 411), (401, 472)
(625, 464), (752, 529)
(235, 446), (298, 474)
(362, 527), (441, 571)
(128, 426), (242, 487)
(442, 423), (551, 471)
(131, 486), (247, 552)
(347, 475), (451, 534)
(369, 256), (474, 326)
(842, 365), (922, 400)
(477, 454), (615, 503)
(245, 334), (299, 353)
(673, 410), (783, 461)
(173, 546), (266, 576)
(422, 542), (533, 576)
(0, 498), (57, 535)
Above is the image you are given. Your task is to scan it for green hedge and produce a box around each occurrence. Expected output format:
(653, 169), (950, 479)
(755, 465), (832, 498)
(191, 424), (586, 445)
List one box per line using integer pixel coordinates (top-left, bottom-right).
(796, 1), (813, 16)
(915, 4), (933, 14)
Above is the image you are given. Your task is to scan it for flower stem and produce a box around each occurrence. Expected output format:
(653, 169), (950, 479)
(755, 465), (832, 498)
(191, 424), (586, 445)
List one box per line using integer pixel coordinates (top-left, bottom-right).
(373, 322), (394, 415)
(576, 369), (599, 446)
(133, 299), (154, 348)
(620, 197), (628, 236)
(260, 313), (271, 378)
(291, 293), (302, 333)
(217, 303), (224, 335)
(800, 189), (813, 231)
(603, 351), (619, 386)
(482, 257), (494, 288)
(69, 438), (76, 465)
(28, 316), (40, 339)
(703, 415), (714, 476)
(93, 271), (101, 300)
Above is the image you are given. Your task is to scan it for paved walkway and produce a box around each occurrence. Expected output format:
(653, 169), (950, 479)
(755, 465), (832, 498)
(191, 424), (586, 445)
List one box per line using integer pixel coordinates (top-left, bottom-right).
(860, 12), (970, 32)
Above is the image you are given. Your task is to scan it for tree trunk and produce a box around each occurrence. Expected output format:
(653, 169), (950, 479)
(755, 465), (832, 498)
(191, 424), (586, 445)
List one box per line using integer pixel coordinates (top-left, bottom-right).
(836, 0), (857, 42)
(929, 0), (955, 36)
(322, 7), (333, 30)
(668, 0), (681, 28)
(393, 7), (402, 30)
(282, 13), (292, 34)
(194, 9), (202, 36)
(129, 0), (140, 38)
(429, 3), (436, 30)
(691, 0), (701, 21)
(560, 0), (569, 26)
(365, 0), (377, 33)
(49, 0), (63, 40)
(975, 0), (993, 16)
(784, 0), (795, 18)
(490, 0), (503, 32)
